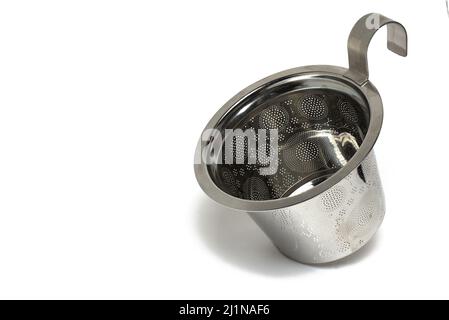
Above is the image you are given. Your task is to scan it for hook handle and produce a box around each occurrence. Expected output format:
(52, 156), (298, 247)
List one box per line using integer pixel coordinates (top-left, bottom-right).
(347, 13), (408, 85)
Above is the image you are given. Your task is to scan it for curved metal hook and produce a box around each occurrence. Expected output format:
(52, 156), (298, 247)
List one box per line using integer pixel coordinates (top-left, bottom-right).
(347, 13), (408, 85)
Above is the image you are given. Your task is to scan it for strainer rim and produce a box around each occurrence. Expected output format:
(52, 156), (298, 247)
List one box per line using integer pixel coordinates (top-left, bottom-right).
(194, 65), (383, 212)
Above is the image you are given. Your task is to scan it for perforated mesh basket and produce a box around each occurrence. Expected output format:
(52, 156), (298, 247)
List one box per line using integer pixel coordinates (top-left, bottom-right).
(194, 13), (407, 264)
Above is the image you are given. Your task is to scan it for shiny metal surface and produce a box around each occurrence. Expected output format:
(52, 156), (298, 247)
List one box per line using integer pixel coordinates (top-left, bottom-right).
(194, 13), (407, 264)
(250, 152), (384, 264)
(347, 13), (408, 85)
(209, 86), (368, 201)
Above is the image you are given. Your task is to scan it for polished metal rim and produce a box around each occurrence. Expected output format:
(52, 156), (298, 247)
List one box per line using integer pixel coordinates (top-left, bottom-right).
(194, 65), (383, 212)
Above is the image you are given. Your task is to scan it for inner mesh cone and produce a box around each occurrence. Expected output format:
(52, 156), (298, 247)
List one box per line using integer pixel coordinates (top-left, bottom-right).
(209, 88), (369, 201)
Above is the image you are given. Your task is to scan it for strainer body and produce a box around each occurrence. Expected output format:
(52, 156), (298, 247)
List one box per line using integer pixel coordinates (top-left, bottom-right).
(194, 14), (407, 264)
(249, 151), (384, 264)
(195, 65), (386, 264)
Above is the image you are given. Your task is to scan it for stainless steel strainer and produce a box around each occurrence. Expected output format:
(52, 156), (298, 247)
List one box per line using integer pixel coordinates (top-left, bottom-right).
(194, 13), (407, 264)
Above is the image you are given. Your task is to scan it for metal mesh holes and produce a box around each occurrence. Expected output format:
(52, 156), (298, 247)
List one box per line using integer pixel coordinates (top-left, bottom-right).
(337, 98), (359, 124)
(298, 95), (328, 120)
(259, 105), (290, 130)
(220, 168), (240, 198)
(283, 133), (324, 174)
(320, 186), (346, 213)
(243, 177), (270, 200)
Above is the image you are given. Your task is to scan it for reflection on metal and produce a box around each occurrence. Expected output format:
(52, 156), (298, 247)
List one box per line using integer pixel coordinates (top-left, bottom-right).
(194, 14), (407, 264)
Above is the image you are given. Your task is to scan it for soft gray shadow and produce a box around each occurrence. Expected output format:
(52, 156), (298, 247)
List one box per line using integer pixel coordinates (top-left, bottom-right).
(195, 196), (381, 275)
(195, 196), (314, 277)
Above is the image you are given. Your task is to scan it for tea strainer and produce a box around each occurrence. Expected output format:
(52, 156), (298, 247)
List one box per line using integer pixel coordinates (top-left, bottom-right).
(194, 13), (407, 264)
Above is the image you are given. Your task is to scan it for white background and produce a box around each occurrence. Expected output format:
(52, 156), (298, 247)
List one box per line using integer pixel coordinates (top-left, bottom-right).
(0, 0), (448, 299)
